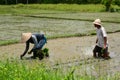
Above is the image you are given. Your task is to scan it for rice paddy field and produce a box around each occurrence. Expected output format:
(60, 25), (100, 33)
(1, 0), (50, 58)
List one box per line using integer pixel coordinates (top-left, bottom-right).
(0, 4), (120, 80)
(0, 13), (120, 44)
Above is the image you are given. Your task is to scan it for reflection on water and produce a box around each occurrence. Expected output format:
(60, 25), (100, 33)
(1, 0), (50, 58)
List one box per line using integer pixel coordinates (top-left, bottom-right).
(76, 45), (94, 58)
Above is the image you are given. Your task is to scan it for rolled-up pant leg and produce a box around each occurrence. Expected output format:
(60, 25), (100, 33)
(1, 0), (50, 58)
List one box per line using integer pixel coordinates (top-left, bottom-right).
(33, 50), (37, 58)
(93, 45), (102, 57)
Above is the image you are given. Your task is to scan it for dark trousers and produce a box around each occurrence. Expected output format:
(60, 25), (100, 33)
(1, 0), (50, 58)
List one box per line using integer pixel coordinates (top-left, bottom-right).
(93, 45), (108, 57)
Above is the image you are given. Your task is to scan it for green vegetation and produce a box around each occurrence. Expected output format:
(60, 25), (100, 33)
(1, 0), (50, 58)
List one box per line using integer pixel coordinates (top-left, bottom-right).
(0, 4), (105, 14)
(0, 40), (18, 46)
(1, 0), (120, 6)
(0, 59), (120, 80)
(0, 4), (119, 14)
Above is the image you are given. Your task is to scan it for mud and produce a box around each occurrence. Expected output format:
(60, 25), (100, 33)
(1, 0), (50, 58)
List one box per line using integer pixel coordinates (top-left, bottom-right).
(0, 32), (120, 76)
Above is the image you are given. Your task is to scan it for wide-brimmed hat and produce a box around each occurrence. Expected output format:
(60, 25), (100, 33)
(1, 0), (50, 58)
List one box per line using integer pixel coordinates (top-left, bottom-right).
(93, 19), (101, 26)
(21, 33), (32, 43)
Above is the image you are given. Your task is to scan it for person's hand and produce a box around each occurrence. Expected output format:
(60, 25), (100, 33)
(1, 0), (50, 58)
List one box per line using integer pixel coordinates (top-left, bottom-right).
(20, 55), (23, 60)
(96, 39), (98, 43)
(104, 45), (106, 49)
(101, 46), (106, 54)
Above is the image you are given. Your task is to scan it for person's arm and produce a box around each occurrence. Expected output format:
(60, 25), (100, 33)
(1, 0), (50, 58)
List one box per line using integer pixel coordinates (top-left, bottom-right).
(20, 42), (29, 59)
(102, 27), (107, 49)
(29, 35), (38, 53)
(104, 37), (107, 49)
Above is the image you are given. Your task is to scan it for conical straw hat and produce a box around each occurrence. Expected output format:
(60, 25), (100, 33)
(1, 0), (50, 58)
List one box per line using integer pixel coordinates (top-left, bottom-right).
(93, 19), (101, 26)
(21, 33), (32, 43)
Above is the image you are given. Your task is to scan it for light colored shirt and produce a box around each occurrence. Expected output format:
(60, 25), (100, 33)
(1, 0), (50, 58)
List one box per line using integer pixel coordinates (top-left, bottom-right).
(96, 26), (108, 48)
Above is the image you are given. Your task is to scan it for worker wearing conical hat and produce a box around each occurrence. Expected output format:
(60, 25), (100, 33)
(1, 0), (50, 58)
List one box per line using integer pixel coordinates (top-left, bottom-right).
(20, 32), (47, 59)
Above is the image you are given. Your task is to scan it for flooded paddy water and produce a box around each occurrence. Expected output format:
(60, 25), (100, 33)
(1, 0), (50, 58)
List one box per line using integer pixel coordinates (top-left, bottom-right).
(0, 32), (120, 77)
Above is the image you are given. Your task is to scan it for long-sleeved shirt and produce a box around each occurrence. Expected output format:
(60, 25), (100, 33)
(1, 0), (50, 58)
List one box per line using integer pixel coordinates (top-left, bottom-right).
(22, 33), (47, 56)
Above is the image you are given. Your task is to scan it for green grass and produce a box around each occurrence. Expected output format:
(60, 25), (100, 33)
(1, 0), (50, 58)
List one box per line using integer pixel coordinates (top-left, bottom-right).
(25, 4), (105, 12)
(0, 4), (119, 15)
(0, 4), (105, 14)
(0, 59), (120, 80)
(0, 40), (18, 46)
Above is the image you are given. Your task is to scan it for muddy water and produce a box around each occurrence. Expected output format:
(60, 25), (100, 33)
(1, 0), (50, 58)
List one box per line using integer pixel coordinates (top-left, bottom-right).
(0, 32), (120, 76)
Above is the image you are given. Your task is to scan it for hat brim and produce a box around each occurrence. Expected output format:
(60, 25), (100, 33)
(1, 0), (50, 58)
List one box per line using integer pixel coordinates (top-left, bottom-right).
(21, 33), (32, 43)
(93, 22), (101, 26)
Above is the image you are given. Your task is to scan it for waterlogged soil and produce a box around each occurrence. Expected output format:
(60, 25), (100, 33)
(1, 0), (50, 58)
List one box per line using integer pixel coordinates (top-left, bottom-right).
(0, 32), (120, 76)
